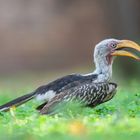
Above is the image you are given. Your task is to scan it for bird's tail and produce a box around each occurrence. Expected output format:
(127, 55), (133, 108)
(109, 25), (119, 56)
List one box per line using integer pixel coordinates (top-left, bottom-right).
(0, 92), (36, 112)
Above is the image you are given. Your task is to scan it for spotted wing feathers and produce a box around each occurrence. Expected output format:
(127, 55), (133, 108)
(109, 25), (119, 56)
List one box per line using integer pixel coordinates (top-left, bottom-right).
(39, 82), (117, 114)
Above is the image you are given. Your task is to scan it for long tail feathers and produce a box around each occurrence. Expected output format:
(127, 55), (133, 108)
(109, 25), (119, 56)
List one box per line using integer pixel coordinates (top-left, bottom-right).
(0, 92), (36, 112)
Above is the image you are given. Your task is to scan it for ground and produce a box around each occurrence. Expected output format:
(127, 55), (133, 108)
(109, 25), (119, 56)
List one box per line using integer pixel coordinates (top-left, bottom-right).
(0, 78), (140, 140)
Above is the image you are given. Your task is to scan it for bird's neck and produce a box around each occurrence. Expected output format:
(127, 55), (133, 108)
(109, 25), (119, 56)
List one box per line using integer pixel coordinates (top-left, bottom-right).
(93, 56), (113, 83)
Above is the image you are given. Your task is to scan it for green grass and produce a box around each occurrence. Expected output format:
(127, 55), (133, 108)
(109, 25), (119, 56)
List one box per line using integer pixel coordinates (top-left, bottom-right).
(0, 81), (140, 140)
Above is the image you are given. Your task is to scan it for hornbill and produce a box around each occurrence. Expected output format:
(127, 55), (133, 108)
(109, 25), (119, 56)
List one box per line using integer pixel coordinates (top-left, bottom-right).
(0, 39), (140, 114)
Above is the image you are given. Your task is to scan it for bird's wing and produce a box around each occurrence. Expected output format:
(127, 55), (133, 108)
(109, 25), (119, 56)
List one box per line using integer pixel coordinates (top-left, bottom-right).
(39, 82), (117, 114)
(34, 74), (97, 101)
(0, 74), (98, 112)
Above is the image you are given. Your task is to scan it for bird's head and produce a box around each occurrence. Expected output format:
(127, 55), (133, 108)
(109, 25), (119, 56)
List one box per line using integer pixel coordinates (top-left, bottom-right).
(94, 38), (140, 66)
(93, 38), (140, 82)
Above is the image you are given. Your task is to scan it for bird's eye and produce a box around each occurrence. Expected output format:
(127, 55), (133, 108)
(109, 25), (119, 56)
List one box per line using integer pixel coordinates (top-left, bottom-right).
(111, 43), (117, 48)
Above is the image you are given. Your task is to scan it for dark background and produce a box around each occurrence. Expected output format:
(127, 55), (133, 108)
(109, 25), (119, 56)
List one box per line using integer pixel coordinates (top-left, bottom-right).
(0, 0), (140, 81)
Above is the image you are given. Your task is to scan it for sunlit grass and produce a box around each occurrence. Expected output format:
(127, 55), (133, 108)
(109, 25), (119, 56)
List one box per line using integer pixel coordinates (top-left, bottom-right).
(0, 80), (140, 140)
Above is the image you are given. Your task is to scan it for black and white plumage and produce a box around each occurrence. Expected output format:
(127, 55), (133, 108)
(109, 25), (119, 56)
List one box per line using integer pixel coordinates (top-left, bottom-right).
(38, 82), (117, 114)
(0, 38), (140, 114)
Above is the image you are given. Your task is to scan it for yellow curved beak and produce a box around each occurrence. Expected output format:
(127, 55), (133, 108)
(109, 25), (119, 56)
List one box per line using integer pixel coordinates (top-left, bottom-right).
(111, 40), (140, 61)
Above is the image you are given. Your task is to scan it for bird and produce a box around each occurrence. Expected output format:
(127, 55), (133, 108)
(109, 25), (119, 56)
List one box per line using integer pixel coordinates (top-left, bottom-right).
(0, 38), (140, 114)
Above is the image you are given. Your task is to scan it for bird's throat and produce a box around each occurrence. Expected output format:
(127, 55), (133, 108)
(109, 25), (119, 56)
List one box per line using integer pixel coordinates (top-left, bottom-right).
(93, 56), (113, 82)
(106, 54), (113, 65)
